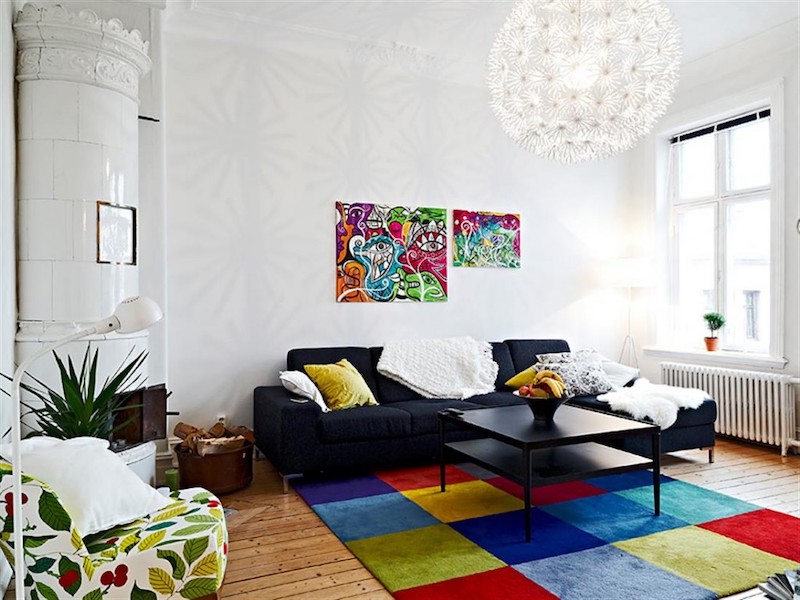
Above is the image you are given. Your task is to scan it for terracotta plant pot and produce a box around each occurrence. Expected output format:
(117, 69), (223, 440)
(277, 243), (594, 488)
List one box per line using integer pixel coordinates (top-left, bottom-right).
(704, 337), (719, 351)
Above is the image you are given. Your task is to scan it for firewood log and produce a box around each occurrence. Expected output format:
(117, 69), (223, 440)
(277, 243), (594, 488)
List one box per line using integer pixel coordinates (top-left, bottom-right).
(174, 422), (198, 440)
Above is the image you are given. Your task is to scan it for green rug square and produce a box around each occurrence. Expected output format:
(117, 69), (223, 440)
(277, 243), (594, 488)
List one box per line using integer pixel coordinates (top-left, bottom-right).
(403, 480), (524, 522)
(614, 526), (799, 597)
(346, 523), (506, 591)
(617, 480), (759, 524)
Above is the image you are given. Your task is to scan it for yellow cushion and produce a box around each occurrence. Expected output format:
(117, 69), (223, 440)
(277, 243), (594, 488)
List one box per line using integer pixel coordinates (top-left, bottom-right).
(304, 359), (378, 411)
(505, 366), (538, 389)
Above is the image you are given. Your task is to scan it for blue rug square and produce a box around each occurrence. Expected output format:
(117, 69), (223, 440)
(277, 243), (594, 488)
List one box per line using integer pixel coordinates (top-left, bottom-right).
(616, 480), (760, 524)
(313, 492), (440, 541)
(451, 508), (606, 565)
(515, 544), (716, 600)
(542, 492), (688, 542)
(586, 470), (674, 491)
(293, 474), (395, 505)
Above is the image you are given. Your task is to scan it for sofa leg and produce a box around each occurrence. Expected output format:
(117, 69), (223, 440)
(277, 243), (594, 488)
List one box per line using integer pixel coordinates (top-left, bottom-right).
(280, 473), (301, 494)
(707, 447), (715, 464)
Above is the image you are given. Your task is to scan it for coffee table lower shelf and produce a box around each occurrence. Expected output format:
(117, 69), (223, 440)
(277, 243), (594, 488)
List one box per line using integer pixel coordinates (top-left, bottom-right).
(442, 438), (659, 541)
(445, 439), (652, 486)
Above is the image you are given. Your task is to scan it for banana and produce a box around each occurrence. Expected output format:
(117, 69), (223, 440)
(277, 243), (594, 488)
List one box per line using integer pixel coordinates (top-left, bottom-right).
(533, 370), (564, 385)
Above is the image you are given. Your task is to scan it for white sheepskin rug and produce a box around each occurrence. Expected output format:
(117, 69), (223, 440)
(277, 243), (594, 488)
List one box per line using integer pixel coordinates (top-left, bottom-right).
(597, 378), (707, 429)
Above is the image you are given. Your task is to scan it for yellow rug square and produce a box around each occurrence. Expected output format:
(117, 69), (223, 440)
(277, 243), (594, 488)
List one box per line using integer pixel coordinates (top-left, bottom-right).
(403, 480), (524, 522)
(346, 524), (505, 592)
(614, 526), (799, 597)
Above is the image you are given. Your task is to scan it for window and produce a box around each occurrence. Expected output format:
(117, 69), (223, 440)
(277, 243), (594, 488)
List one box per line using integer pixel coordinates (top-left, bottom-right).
(669, 109), (772, 354)
(744, 290), (760, 340)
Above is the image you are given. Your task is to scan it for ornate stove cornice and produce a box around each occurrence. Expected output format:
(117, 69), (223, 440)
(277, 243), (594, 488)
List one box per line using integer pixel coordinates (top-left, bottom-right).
(14, 3), (152, 102)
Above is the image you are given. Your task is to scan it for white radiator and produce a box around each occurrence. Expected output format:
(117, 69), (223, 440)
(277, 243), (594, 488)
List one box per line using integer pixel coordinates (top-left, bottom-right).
(660, 362), (797, 455)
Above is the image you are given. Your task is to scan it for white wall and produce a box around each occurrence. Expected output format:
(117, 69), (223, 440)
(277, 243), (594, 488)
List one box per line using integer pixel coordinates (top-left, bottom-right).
(163, 28), (637, 428)
(633, 21), (800, 383)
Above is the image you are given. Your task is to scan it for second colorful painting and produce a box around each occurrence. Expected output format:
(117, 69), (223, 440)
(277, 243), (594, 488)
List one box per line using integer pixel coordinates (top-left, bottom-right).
(452, 210), (520, 268)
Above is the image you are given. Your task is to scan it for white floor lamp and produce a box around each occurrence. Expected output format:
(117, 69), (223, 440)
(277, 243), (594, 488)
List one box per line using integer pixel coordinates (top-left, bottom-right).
(613, 258), (651, 369)
(8, 296), (162, 600)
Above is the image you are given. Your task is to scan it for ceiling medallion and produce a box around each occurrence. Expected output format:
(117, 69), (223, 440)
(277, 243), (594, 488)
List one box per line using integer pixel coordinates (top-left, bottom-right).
(487, 0), (681, 163)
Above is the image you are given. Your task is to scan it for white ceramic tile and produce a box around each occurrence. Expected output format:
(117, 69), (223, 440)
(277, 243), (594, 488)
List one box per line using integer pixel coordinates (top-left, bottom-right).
(121, 97), (139, 146)
(72, 200), (98, 262)
(31, 81), (79, 141)
(52, 262), (102, 321)
(18, 260), (53, 321)
(78, 85), (122, 147)
(101, 145), (124, 204)
(17, 140), (53, 200)
(100, 264), (139, 316)
(100, 148), (139, 206)
(19, 199), (73, 261)
(53, 140), (102, 201)
(122, 150), (139, 206)
(17, 84), (33, 140)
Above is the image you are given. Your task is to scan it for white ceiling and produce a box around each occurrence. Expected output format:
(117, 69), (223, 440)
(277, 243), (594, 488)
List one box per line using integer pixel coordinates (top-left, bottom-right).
(190, 0), (799, 65)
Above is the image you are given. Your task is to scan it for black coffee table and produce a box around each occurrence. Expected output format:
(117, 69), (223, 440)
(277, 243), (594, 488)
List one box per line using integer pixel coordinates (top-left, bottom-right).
(438, 404), (661, 542)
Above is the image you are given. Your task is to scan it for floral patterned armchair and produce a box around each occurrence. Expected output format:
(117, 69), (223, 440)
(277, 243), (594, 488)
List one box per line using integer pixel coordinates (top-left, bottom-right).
(0, 462), (228, 599)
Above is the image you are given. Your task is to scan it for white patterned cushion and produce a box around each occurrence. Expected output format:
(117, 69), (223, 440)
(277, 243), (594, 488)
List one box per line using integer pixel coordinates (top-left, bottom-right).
(533, 361), (613, 397)
(536, 349), (600, 364)
(536, 349), (639, 390)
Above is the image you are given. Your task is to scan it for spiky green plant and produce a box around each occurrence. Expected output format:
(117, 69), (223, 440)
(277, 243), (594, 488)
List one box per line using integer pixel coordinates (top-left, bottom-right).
(2, 346), (147, 439)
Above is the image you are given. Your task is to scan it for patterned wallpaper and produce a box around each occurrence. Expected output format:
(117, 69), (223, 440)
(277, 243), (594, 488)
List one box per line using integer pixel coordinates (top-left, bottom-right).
(164, 31), (637, 427)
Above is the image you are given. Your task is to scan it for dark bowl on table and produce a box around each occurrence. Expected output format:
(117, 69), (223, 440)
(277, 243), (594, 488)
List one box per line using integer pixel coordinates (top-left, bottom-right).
(514, 391), (568, 425)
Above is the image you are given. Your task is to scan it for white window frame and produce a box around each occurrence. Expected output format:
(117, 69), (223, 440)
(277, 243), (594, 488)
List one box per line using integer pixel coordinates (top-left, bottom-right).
(649, 80), (785, 368)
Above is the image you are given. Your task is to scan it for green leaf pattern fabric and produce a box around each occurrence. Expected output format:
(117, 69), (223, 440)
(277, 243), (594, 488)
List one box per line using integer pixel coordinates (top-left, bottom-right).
(0, 463), (227, 598)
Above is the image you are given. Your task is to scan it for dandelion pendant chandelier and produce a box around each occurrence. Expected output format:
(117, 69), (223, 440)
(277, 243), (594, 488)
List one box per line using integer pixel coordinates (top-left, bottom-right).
(487, 0), (681, 163)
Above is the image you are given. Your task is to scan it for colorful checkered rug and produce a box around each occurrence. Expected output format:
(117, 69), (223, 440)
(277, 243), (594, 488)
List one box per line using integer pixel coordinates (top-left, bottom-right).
(293, 463), (800, 599)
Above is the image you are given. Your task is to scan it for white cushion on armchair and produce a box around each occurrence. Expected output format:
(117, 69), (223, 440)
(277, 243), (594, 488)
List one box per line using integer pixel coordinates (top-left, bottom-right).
(0, 436), (171, 535)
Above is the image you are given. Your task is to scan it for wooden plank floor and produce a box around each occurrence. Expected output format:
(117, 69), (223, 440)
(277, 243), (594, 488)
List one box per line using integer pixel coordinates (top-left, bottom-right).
(216, 437), (799, 599)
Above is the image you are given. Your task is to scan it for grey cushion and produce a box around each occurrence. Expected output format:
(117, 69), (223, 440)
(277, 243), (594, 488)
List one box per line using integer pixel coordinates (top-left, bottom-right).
(505, 339), (571, 373)
(287, 347), (379, 399)
(468, 391), (526, 408)
(392, 399), (484, 435)
(490, 342), (516, 390)
(369, 347), (423, 404)
(318, 405), (412, 443)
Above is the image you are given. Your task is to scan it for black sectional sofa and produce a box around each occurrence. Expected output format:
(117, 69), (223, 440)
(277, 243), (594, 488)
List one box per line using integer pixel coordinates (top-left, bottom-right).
(253, 339), (717, 478)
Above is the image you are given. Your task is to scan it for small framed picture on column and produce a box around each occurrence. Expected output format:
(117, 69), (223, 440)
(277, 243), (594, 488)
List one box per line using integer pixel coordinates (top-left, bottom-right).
(97, 201), (137, 265)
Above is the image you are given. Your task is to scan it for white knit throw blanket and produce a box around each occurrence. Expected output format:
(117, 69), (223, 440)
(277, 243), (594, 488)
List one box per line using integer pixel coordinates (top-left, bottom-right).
(597, 378), (707, 429)
(377, 337), (498, 400)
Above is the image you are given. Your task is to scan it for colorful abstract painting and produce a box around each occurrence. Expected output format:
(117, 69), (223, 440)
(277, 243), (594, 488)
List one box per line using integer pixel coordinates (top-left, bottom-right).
(336, 202), (447, 303)
(453, 210), (521, 268)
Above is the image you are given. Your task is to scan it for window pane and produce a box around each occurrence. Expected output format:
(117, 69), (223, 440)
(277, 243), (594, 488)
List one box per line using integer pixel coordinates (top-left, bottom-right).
(727, 119), (770, 191)
(725, 198), (770, 352)
(677, 135), (715, 200)
(675, 205), (716, 346)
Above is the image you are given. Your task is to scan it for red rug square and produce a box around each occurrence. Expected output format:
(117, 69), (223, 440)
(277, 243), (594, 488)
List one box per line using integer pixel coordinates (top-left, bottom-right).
(700, 508), (800, 561)
(394, 566), (557, 600)
(376, 465), (475, 491)
(487, 477), (607, 505)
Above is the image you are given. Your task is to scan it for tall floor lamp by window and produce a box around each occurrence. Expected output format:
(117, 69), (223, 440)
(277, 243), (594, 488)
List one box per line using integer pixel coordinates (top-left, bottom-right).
(613, 258), (651, 368)
(8, 296), (162, 600)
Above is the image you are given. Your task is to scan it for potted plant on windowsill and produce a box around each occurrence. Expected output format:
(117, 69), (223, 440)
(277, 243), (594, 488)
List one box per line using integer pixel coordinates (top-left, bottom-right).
(703, 312), (726, 351)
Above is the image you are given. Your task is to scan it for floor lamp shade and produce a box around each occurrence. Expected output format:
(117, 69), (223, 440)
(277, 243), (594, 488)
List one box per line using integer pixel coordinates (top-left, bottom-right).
(8, 297), (162, 600)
